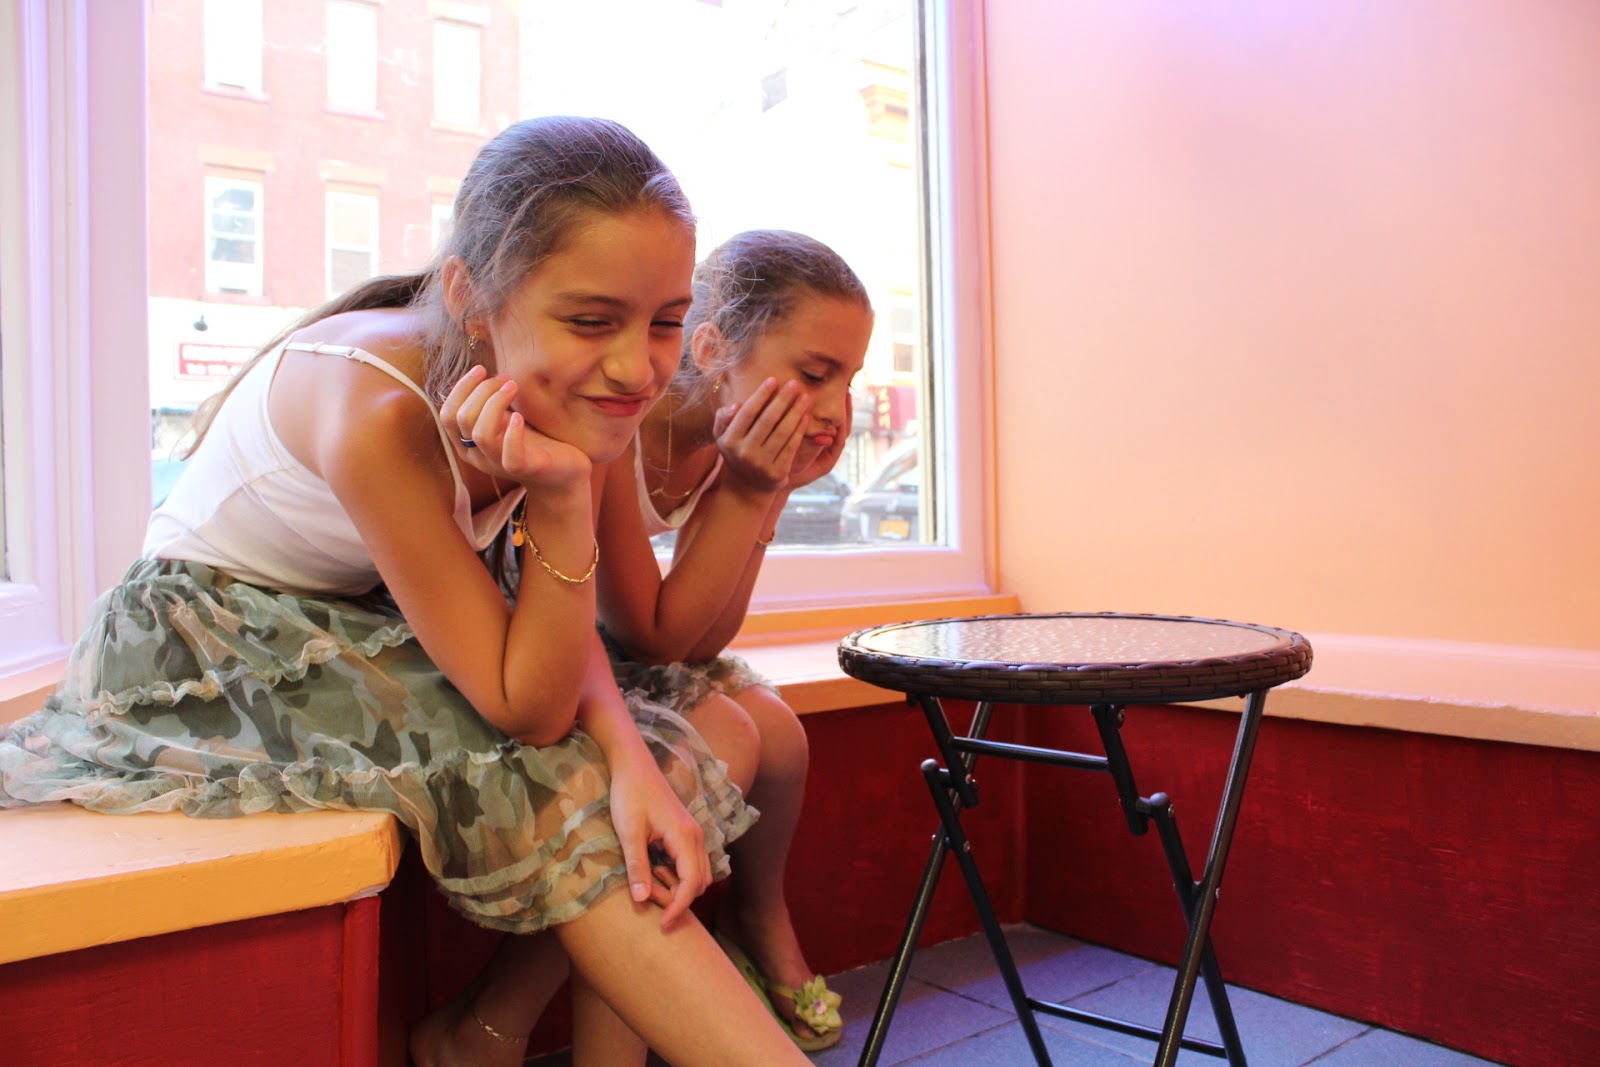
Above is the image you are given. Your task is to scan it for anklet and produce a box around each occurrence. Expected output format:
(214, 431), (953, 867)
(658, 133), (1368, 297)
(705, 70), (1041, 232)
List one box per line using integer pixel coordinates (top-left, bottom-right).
(470, 1005), (523, 1045)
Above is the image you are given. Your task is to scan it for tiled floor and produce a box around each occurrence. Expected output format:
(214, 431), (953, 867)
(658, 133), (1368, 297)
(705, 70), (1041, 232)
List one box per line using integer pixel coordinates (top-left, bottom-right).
(528, 923), (1502, 1066)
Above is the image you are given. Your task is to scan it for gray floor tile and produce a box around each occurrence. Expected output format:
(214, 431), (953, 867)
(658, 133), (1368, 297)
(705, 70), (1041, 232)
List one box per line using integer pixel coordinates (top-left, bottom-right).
(807, 961), (1015, 1067)
(1039, 965), (1366, 1067)
(902, 1018), (1146, 1065)
(908, 924), (1159, 1012)
(1306, 1026), (1505, 1067)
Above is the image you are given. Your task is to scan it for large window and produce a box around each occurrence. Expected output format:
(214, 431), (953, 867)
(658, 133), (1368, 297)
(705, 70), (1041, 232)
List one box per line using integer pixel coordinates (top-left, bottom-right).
(0, 0), (991, 694)
(3, 2), (149, 679)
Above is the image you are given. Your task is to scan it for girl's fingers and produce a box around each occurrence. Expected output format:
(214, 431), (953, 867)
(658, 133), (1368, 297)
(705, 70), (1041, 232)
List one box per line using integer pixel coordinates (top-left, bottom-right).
(744, 382), (806, 449)
(498, 411), (525, 472)
(438, 364), (487, 425)
(449, 372), (509, 451)
(724, 378), (805, 447)
(468, 377), (517, 447)
(648, 859), (679, 909)
(658, 823), (708, 929)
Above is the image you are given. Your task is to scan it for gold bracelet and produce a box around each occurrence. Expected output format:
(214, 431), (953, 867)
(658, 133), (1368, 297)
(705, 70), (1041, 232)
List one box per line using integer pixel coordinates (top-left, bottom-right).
(511, 504), (600, 585)
(530, 535), (599, 585)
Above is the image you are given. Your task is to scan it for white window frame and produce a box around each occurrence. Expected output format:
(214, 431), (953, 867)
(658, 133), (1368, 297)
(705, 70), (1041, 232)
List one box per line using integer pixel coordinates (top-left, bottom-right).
(203, 0), (264, 95)
(325, 189), (380, 298)
(203, 175), (264, 296)
(1, 0), (150, 680)
(749, 0), (994, 609)
(433, 20), (482, 129)
(326, 0), (378, 113)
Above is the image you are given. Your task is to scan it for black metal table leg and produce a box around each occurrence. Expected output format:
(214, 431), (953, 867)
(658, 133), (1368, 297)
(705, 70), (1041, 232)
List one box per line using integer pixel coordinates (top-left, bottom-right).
(921, 754), (1054, 1065)
(1153, 688), (1270, 1067)
(1147, 796), (1247, 1065)
(1096, 703), (1248, 1064)
(856, 699), (999, 1067)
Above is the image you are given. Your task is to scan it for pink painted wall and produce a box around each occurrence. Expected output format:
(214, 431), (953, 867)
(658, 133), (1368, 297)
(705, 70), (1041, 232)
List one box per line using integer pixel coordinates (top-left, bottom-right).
(984, 1), (1600, 650)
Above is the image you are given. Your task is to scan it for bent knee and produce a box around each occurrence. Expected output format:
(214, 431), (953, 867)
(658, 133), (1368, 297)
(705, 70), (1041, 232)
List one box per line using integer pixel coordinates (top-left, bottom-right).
(733, 686), (810, 769)
(686, 692), (762, 791)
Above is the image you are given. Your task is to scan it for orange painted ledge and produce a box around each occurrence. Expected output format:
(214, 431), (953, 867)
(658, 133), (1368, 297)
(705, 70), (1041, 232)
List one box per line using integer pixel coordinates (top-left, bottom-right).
(0, 805), (403, 965)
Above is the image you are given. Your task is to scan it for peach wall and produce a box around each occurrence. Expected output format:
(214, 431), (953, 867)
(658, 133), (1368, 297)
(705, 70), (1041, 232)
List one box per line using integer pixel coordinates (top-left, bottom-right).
(984, 1), (1600, 650)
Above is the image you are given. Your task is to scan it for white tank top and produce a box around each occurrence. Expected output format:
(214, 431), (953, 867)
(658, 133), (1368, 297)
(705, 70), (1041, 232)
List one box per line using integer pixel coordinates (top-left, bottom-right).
(633, 438), (722, 538)
(143, 341), (524, 597)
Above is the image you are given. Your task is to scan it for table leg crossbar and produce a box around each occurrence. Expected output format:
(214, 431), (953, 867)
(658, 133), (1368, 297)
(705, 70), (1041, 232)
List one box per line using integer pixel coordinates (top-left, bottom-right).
(857, 692), (1270, 1067)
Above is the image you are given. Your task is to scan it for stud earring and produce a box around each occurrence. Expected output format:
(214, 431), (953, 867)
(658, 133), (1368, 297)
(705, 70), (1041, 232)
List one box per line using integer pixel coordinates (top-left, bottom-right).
(468, 333), (480, 353)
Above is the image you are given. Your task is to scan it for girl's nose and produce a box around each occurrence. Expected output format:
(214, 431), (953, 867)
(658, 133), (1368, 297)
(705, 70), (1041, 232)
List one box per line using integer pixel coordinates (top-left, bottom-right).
(812, 393), (847, 429)
(603, 332), (656, 393)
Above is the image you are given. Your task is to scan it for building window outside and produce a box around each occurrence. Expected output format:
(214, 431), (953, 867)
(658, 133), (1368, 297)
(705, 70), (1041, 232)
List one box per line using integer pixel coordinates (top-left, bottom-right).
(433, 21), (482, 128)
(326, 191), (379, 298)
(204, 0), (263, 95)
(326, 1), (378, 113)
(204, 177), (264, 296)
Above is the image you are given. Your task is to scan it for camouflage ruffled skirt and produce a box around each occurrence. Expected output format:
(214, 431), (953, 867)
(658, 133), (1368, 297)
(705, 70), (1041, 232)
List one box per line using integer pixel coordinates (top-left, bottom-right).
(0, 559), (756, 933)
(601, 628), (775, 715)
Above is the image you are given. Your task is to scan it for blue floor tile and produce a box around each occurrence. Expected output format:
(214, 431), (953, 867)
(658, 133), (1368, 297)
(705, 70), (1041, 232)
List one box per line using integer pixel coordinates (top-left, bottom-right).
(901, 1019), (1145, 1065)
(1305, 1026), (1504, 1067)
(908, 925), (1158, 1012)
(806, 960), (1015, 1067)
(1038, 963), (1366, 1067)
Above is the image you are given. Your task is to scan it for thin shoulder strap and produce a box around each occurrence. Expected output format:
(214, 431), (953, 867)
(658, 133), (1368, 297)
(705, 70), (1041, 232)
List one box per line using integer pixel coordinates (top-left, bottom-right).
(283, 341), (464, 485)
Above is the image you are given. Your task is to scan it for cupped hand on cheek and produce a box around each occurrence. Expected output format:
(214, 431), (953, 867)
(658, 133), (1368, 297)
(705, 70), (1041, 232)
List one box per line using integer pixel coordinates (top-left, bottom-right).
(440, 365), (591, 493)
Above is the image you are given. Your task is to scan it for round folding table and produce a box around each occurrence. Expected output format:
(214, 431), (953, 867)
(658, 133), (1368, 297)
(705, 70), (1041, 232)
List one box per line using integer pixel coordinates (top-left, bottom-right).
(838, 612), (1313, 1067)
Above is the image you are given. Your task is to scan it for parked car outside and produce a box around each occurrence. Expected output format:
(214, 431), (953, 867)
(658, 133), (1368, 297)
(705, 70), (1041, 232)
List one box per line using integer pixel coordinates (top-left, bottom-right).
(772, 471), (851, 547)
(649, 470), (853, 553)
(840, 438), (920, 544)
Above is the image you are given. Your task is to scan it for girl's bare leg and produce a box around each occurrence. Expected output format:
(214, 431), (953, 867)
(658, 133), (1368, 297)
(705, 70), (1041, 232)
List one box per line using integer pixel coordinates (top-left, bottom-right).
(556, 887), (810, 1067)
(408, 932), (569, 1067)
(571, 969), (648, 1067)
(707, 686), (826, 1037)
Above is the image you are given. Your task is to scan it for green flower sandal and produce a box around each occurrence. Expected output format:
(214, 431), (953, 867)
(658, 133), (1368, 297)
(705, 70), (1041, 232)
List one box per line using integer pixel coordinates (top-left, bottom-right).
(714, 932), (844, 1053)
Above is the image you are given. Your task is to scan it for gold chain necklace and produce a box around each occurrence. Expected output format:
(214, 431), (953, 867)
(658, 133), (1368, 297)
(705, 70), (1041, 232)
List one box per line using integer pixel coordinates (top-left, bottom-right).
(656, 402), (699, 503)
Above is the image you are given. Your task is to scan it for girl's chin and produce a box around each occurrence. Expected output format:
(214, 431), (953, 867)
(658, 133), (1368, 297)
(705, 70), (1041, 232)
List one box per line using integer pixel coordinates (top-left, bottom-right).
(583, 423), (646, 465)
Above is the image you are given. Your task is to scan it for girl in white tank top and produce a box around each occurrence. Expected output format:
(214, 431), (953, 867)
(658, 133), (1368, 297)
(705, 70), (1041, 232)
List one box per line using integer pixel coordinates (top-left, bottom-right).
(1, 118), (812, 1067)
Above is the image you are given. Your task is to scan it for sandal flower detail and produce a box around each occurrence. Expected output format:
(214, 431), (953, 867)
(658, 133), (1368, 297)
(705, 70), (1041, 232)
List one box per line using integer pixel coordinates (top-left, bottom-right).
(772, 974), (842, 1036)
(715, 932), (845, 1052)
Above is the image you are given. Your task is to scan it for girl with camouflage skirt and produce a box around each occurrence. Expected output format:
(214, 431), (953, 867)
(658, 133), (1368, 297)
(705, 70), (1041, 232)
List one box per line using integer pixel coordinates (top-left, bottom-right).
(0, 116), (809, 1067)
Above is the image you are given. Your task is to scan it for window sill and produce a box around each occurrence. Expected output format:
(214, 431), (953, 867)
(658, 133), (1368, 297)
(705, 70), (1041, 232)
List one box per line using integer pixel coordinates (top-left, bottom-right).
(0, 805), (403, 965)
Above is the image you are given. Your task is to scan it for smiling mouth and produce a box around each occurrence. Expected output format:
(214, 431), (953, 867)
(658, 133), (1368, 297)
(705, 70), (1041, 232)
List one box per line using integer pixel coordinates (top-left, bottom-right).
(588, 395), (651, 417)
